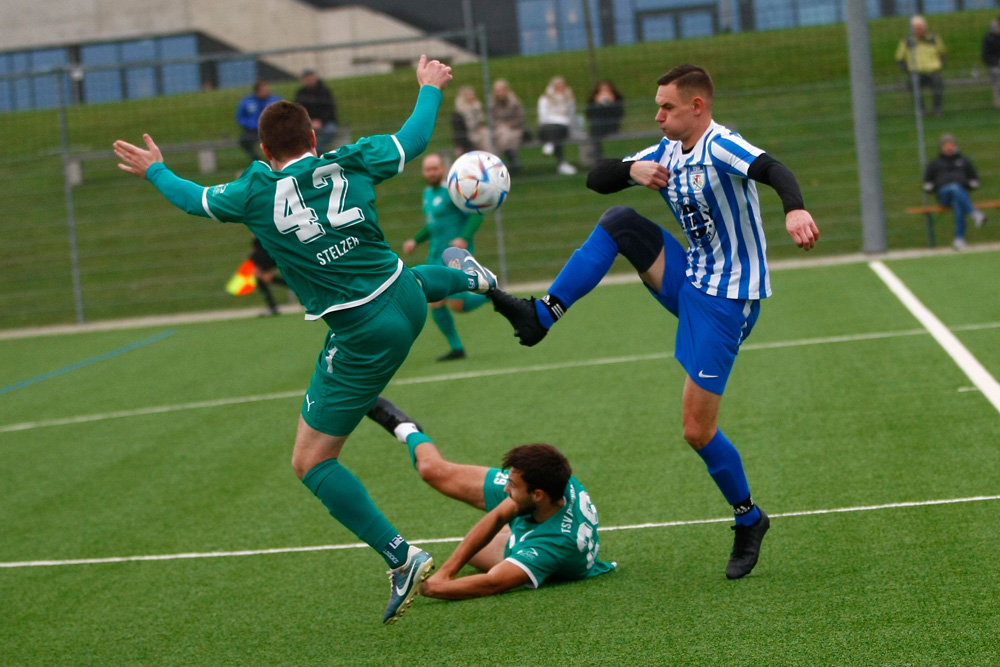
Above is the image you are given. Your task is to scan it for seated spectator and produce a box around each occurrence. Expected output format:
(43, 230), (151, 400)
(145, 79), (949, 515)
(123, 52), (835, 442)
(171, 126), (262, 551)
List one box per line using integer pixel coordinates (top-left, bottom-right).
(982, 16), (1000, 109)
(235, 81), (281, 162)
(451, 86), (490, 156)
(585, 79), (625, 161)
(538, 76), (577, 175)
(895, 15), (946, 116)
(294, 69), (340, 152)
(923, 133), (987, 251)
(490, 79), (525, 175)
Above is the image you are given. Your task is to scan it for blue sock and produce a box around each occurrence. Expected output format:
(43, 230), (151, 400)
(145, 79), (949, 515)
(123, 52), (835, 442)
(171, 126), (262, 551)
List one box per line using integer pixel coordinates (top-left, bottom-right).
(696, 430), (761, 526)
(535, 225), (619, 328)
(404, 432), (433, 468)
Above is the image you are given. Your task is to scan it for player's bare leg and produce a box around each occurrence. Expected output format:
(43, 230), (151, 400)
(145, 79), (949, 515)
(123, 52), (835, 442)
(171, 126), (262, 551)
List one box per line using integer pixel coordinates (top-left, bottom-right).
(412, 441), (491, 510)
(682, 377), (769, 578)
(291, 418), (346, 479)
(467, 526), (511, 571)
(367, 396), (490, 509)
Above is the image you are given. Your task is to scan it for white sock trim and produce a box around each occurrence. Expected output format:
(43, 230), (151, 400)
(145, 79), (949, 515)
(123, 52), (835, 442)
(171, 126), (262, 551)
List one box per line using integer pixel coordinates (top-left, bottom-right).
(394, 423), (419, 443)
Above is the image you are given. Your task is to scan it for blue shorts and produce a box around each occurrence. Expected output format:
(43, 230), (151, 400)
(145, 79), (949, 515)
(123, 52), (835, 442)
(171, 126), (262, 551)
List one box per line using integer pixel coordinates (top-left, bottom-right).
(646, 228), (760, 395)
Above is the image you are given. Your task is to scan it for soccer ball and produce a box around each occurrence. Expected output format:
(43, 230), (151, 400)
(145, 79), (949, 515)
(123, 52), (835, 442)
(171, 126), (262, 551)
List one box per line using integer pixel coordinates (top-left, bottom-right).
(446, 151), (511, 214)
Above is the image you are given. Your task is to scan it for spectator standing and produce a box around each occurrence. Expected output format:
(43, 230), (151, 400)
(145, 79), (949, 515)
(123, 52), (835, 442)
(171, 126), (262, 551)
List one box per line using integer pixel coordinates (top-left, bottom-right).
(235, 81), (281, 161)
(538, 76), (578, 175)
(586, 80), (625, 161)
(490, 79), (525, 175)
(923, 133), (987, 251)
(294, 69), (340, 152)
(452, 86), (489, 156)
(982, 16), (1000, 108)
(895, 15), (946, 116)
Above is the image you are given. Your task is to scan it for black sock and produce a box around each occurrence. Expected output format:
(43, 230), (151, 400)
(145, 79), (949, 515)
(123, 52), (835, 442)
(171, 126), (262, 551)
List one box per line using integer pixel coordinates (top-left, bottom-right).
(258, 281), (278, 311)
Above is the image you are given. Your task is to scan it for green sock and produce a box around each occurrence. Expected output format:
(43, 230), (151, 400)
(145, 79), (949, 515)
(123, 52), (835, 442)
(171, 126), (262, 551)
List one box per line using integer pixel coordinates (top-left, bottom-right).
(457, 292), (488, 312)
(412, 264), (475, 301)
(405, 432), (434, 468)
(431, 306), (463, 351)
(302, 458), (411, 568)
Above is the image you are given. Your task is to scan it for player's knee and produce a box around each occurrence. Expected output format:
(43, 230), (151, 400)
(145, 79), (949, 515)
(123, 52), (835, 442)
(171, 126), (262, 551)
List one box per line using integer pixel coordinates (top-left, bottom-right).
(598, 206), (663, 273)
(682, 422), (715, 449)
(291, 452), (311, 480)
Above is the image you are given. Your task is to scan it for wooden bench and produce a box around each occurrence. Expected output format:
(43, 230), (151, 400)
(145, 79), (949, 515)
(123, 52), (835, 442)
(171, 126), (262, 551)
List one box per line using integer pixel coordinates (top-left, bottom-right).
(904, 200), (1000, 215)
(904, 199), (1000, 247)
(65, 139), (240, 186)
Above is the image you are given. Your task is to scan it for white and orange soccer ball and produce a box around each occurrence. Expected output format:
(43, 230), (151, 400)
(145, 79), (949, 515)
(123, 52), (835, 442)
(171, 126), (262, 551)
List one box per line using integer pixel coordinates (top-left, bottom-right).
(446, 150), (511, 214)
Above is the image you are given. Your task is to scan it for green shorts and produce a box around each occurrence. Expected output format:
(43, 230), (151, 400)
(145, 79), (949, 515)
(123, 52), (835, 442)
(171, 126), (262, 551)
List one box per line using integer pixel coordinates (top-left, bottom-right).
(483, 467), (510, 512)
(301, 267), (427, 436)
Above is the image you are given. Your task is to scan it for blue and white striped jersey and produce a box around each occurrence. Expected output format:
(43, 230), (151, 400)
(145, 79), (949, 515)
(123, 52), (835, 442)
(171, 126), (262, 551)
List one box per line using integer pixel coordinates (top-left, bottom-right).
(625, 121), (771, 300)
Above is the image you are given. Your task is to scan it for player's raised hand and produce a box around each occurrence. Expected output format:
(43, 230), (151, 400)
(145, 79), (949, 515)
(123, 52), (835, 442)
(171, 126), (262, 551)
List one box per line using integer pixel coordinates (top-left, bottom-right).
(416, 54), (453, 90)
(113, 133), (164, 180)
(629, 160), (670, 191)
(785, 209), (820, 251)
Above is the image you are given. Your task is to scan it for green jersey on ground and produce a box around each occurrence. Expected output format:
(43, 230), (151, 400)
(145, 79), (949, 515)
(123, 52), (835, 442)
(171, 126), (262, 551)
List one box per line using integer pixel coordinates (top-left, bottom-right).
(415, 184), (482, 264)
(484, 468), (617, 588)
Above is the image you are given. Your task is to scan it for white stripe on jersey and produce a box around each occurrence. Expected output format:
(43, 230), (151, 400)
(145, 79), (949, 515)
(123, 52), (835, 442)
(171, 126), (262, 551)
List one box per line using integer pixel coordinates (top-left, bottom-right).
(201, 188), (220, 222)
(390, 135), (405, 174)
(626, 121), (771, 300)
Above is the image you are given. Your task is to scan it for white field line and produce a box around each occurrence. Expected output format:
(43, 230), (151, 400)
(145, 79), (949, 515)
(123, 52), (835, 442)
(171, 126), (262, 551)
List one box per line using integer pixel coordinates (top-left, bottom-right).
(2, 494), (997, 570)
(870, 261), (1000, 414)
(3, 323), (998, 434)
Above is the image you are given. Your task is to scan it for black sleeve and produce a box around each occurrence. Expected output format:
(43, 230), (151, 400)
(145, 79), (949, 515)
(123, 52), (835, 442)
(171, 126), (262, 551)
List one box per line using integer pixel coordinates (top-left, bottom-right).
(747, 153), (805, 213)
(586, 159), (635, 194)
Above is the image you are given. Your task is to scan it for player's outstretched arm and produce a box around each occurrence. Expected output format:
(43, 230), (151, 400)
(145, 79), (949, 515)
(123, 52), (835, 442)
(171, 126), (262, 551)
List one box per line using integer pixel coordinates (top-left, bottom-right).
(421, 499), (528, 600)
(393, 56), (453, 164)
(113, 133), (215, 218)
(422, 559), (530, 600)
(113, 133), (163, 180)
(785, 209), (819, 251)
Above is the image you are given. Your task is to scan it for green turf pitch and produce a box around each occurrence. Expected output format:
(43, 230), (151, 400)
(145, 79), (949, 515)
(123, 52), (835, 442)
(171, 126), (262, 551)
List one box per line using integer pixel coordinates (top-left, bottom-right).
(1, 251), (998, 665)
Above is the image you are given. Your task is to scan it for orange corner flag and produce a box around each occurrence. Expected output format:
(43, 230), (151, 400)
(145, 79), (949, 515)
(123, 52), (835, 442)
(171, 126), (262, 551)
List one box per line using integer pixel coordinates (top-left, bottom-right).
(225, 259), (258, 296)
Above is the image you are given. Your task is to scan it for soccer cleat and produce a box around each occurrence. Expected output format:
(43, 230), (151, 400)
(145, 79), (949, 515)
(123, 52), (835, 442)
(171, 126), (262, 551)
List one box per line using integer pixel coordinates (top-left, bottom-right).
(726, 509), (770, 579)
(383, 546), (434, 624)
(436, 349), (466, 362)
(489, 289), (548, 347)
(367, 396), (422, 436)
(442, 248), (497, 295)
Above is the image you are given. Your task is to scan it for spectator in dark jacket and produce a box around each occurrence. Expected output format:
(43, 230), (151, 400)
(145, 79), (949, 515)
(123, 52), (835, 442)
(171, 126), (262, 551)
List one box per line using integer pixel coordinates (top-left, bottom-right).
(294, 70), (340, 152)
(586, 80), (625, 161)
(982, 16), (1000, 108)
(923, 134), (987, 250)
(236, 81), (281, 161)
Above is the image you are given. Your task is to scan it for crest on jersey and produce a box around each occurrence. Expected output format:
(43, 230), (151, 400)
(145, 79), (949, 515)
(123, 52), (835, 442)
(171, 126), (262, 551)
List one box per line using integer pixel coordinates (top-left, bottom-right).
(688, 165), (706, 191)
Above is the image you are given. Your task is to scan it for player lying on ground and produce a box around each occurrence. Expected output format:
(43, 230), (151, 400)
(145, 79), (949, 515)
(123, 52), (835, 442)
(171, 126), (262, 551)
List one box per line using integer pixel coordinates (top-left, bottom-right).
(113, 56), (499, 624)
(461, 64), (820, 580)
(367, 397), (615, 599)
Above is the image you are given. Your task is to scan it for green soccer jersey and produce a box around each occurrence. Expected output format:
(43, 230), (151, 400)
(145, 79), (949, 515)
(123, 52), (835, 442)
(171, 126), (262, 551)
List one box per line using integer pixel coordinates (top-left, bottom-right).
(485, 469), (616, 588)
(202, 138), (405, 320)
(145, 84), (443, 321)
(418, 185), (481, 264)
